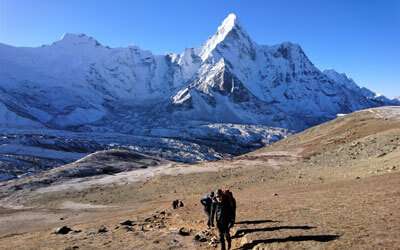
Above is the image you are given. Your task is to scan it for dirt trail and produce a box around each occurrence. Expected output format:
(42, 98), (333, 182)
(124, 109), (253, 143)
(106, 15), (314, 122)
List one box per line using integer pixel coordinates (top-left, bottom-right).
(0, 107), (399, 249)
(1, 168), (398, 250)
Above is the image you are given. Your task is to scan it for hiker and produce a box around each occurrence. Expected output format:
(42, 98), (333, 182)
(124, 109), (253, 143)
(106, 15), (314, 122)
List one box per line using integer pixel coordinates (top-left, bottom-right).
(214, 189), (235, 250)
(200, 191), (216, 228)
(224, 189), (236, 228)
(172, 199), (179, 209)
(172, 199), (184, 209)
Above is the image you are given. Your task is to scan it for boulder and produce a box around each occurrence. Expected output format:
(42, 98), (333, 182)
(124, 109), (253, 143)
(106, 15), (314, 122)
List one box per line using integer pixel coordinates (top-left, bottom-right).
(54, 226), (73, 235)
(98, 225), (108, 233)
(120, 220), (135, 226)
(178, 227), (191, 236)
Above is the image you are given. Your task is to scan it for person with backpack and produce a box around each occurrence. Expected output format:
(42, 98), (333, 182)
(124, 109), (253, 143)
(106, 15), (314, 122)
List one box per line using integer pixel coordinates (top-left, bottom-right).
(214, 189), (235, 250)
(224, 189), (236, 228)
(200, 191), (216, 228)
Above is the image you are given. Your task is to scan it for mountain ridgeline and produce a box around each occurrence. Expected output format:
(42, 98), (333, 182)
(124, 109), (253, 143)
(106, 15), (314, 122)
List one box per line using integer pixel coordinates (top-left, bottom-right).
(1, 13), (397, 131)
(0, 13), (398, 179)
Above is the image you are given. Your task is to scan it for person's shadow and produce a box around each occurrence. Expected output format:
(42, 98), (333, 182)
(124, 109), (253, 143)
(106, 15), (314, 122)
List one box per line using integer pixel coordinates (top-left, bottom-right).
(233, 225), (316, 238)
(238, 235), (340, 249)
(235, 219), (281, 225)
(233, 219), (340, 249)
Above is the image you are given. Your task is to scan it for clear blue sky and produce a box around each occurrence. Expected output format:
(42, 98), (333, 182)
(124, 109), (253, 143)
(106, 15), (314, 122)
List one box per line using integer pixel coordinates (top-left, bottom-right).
(1, 0), (399, 97)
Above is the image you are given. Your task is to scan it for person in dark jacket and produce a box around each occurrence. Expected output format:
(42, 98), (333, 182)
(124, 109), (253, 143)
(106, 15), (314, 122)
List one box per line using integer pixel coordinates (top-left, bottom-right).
(224, 189), (236, 228)
(214, 189), (234, 250)
(200, 191), (216, 228)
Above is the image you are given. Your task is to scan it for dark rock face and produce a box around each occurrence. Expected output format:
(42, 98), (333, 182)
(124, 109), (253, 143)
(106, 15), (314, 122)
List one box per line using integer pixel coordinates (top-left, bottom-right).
(212, 66), (251, 103)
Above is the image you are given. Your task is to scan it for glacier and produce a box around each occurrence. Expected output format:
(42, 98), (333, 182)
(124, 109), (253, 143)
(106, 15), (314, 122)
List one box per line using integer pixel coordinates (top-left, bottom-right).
(0, 13), (398, 181)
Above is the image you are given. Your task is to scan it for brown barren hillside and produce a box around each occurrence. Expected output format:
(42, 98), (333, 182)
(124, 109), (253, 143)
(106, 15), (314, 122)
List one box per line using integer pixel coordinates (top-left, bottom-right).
(0, 107), (399, 250)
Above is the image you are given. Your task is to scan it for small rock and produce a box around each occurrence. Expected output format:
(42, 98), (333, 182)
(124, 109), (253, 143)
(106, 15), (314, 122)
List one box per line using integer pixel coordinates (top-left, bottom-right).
(178, 227), (191, 236)
(273, 193), (278, 196)
(64, 246), (79, 250)
(98, 225), (108, 233)
(356, 176), (361, 180)
(377, 152), (387, 158)
(194, 233), (207, 242)
(120, 220), (135, 226)
(210, 236), (219, 246)
(55, 226), (73, 235)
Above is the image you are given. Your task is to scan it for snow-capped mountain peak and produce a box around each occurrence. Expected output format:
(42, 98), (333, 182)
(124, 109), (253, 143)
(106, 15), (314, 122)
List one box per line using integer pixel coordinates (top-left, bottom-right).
(0, 13), (397, 131)
(199, 13), (254, 62)
(0, 13), (398, 172)
(55, 33), (102, 47)
(217, 13), (240, 35)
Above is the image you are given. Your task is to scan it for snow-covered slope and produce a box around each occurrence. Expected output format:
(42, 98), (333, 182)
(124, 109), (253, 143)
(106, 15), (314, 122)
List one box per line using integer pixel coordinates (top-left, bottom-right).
(1, 14), (397, 130)
(0, 13), (398, 180)
(171, 14), (398, 129)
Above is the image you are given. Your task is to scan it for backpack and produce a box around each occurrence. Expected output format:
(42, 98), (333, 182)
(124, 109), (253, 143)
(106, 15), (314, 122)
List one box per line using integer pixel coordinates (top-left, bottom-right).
(223, 190), (236, 224)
